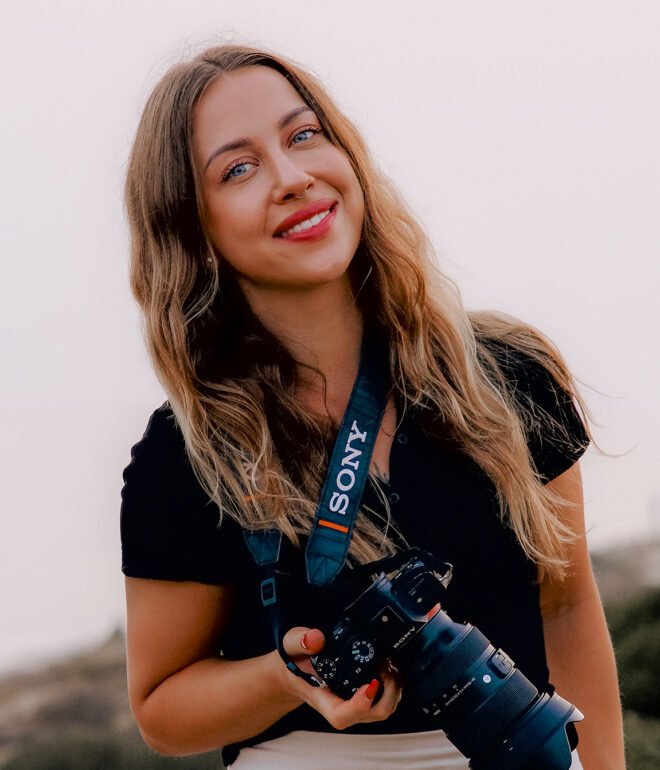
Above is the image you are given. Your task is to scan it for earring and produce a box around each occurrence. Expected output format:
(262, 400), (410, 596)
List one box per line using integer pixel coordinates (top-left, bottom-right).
(207, 257), (213, 263)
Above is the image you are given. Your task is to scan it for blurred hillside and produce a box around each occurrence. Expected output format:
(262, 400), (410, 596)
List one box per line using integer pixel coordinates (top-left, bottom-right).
(1, 540), (659, 769)
(0, 629), (219, 769)
(592, 538), (660, 604)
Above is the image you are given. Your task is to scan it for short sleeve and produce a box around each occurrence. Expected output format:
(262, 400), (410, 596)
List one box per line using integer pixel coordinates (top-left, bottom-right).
(120, 403), (248, 584)
(491, 343), (590, 483)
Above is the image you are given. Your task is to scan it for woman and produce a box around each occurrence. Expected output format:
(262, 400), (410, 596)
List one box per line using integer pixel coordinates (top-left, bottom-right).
(120, 44), (625, 769)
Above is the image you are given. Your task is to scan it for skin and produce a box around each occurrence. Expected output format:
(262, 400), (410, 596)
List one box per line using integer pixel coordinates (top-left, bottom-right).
(192, 64), (369, 404)
(125, 65), (625, 764)
(539, 464), (625, 769)
(193, 65), (365, 293)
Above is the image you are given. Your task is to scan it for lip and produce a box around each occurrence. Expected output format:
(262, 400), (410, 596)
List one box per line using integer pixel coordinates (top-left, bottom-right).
(273, 198), (338, 238)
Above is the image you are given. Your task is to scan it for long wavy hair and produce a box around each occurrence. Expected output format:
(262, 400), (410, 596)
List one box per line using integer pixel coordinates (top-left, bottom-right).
(125, 43), (591, 580)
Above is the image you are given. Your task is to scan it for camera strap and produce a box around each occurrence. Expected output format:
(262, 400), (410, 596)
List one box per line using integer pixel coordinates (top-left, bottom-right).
(243, 323), (391, 684)
(305, 324), (391, 586)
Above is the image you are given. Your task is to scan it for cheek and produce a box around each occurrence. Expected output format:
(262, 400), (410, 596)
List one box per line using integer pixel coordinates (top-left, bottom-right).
(335, 156), (364, 217)
(333, 151), (360, 188)
(345, 172), (365, 232)
(206, 198), (257, 252)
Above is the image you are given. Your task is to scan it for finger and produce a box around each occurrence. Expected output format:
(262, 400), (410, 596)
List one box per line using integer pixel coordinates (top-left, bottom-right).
(367, 672), (402, 719)
(378, 658), (402, 682)
(307, 675), (402, 730)
(317, 680), (384, 730)
(282, 627), (325, 658)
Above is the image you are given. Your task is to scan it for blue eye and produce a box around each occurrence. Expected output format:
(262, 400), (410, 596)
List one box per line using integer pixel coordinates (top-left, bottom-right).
(221, 126), (322, 182)
(222, 161), (254, 182)
(292, 126), (322, 144)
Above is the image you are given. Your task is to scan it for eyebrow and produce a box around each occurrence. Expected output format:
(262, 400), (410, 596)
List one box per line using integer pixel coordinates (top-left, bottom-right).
(203, 105), (316, 173)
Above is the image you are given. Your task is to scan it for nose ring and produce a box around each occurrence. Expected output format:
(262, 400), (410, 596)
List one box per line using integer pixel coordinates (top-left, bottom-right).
(294, 183), (311, 200)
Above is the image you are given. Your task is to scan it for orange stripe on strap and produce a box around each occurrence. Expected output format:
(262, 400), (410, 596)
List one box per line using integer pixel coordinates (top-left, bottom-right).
(318, 519), (349, 534)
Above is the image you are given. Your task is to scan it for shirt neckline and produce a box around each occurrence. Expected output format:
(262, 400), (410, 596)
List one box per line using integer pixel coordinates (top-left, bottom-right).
(371, 399), (413, 489)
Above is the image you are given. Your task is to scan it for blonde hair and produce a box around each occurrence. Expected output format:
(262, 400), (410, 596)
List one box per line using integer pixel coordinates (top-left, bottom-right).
(125, 43), (591, 579)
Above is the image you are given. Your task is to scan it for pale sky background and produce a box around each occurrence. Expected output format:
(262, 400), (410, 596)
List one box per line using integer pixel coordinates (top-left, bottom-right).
(1, 0), (658, 674)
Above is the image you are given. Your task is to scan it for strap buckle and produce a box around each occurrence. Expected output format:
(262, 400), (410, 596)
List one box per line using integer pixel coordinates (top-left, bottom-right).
(260, 577), (277, 607)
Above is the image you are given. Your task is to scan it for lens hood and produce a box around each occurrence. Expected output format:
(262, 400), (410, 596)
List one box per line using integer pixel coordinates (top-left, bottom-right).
(470, 692), (584, 770)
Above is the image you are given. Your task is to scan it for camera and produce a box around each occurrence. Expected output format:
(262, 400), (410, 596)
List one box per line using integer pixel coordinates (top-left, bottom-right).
(311, 550), (583, 770)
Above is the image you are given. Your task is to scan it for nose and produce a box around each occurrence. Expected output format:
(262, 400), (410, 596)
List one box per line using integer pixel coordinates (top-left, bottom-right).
(270, 152), (314, 204)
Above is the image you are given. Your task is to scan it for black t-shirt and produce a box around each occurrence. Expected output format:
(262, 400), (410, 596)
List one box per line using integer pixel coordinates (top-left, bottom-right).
(120, 345), (589, 765)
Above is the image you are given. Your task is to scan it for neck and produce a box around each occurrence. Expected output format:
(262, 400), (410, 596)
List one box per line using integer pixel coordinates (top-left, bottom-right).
(240, 277), (365, 416)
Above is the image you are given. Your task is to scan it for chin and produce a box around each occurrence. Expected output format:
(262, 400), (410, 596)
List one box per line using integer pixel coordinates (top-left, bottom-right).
(303, 262), (354, 287)
(282, 253), (354, 287)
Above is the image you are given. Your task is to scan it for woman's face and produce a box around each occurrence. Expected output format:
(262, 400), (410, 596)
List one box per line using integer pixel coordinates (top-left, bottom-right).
(192, 66), (365, 294)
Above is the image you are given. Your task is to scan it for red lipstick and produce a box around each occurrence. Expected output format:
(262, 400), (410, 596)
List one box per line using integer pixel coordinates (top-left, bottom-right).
(273, 199), (337, 239)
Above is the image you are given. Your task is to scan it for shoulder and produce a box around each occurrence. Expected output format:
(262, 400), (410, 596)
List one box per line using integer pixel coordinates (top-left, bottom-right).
(123, 401), (184, 459)
(120, 401), (200, 527)
(120, 401), (204, 509)
(122, 402), (183, 473)
(478, 335), (579, 418)
(475, 332), (591, 484)
(470, 312), (583, 409)
(479, 336), (564, 403)
(119, 402), (244, 584)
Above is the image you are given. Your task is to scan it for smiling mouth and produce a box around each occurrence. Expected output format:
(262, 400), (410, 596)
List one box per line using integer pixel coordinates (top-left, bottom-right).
(275, 202), (338, 241)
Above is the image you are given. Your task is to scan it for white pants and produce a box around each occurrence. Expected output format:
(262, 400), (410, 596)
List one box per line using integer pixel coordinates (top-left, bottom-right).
(227, 729), (584, 769)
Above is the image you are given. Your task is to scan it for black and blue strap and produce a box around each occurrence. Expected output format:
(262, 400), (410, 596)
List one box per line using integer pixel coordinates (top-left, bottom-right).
(243, 324), (391, 683)
(305, 325), (390, 586)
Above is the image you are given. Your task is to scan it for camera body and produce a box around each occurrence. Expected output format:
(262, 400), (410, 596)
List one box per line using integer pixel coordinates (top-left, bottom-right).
(311, 550), (582, 770)
(312, 551), (451, 696)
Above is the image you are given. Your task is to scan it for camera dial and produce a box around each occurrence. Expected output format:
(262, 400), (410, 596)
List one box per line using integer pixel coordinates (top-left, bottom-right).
(314, 658), (338, 680)
(351, 640), (375, 664)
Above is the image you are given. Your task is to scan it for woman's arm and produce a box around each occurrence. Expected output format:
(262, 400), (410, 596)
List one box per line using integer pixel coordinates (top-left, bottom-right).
(125, 576), (401, 756)
(125, 577), (296, 754)
(540, 463), (625, 770)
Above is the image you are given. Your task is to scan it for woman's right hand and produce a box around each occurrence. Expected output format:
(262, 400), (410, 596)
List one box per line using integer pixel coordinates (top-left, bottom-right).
(275, 626), (403, 731)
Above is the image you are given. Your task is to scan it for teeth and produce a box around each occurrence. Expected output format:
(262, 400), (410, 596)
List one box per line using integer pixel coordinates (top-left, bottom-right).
(281, 208), (331, 237)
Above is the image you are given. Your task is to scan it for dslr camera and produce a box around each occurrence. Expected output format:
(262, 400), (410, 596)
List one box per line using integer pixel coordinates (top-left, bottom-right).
(311, 550), (582, 770)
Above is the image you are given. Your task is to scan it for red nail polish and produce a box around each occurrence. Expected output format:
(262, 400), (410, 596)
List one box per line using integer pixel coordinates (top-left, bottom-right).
(301, 633), (309, 650)
(365, 679), (379, 699)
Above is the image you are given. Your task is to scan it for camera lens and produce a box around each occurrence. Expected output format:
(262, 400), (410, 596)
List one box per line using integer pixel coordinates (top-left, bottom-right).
(312, 553), (581, 769)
